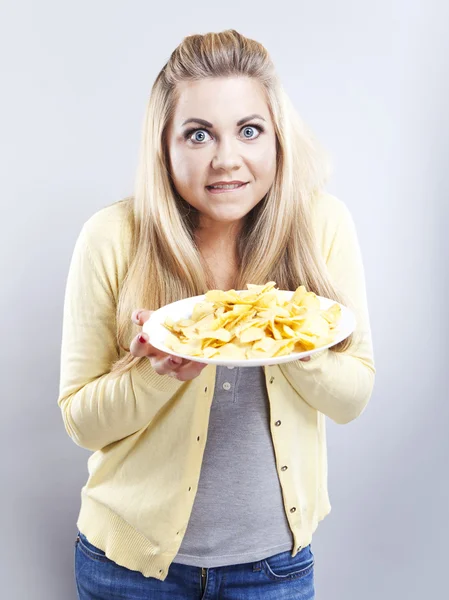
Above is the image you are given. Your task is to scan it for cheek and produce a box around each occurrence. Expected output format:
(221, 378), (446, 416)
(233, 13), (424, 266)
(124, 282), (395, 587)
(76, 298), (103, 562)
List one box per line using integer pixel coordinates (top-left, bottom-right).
(253, 147), (276, 181)
(172, 153), (204, 188)
(249, 136), (276, 171)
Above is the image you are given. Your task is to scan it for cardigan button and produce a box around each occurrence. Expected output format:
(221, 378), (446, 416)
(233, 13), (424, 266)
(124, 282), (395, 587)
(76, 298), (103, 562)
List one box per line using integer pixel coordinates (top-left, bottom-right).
(281, 466), (288, 471)
(269, 376), (275, 384)
(275, 420), (281, 426)
(290, 507), (296, 513)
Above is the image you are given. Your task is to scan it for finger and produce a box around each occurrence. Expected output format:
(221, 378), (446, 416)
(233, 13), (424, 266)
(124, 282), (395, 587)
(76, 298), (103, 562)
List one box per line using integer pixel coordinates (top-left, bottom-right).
(131, 309), (154, 326)
(129, 332), (159, 358)
(151, 355), (207, 380)
(172, 360), (208, 381)
(151, 354), (183, 376)
(300, 356), (311, 362)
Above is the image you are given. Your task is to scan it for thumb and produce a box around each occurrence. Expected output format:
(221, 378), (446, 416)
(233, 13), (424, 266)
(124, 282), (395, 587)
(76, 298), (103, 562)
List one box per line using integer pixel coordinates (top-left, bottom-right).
(131, 309), (154, 326)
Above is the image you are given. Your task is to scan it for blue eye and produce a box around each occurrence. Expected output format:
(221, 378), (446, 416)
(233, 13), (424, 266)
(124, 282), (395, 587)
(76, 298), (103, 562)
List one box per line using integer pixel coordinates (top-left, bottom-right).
(184, 123), (264, 144)
(190, 129), (212, 143)
(242, 126), (259, 139)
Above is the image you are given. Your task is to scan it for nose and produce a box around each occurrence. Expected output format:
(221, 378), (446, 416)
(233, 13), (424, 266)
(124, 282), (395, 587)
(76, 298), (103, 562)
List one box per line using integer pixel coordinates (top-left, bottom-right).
(211, 138), (243, 171)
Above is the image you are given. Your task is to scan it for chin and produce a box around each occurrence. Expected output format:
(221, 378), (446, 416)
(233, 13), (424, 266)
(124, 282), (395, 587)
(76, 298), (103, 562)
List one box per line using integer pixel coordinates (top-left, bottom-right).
(210, 210), (250, 223)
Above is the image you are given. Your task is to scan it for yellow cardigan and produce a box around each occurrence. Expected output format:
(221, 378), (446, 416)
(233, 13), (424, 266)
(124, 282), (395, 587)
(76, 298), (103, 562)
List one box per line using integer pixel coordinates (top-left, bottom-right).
(57, 192), (375, 581)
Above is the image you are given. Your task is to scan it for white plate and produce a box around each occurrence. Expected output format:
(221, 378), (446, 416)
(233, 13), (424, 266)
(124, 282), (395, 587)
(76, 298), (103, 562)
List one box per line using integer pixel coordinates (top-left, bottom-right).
(142, 291), (356, 367)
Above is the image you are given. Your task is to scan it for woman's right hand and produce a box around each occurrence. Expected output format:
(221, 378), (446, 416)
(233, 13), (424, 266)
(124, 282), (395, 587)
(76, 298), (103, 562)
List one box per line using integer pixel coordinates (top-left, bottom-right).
(130, 309), (208, 381)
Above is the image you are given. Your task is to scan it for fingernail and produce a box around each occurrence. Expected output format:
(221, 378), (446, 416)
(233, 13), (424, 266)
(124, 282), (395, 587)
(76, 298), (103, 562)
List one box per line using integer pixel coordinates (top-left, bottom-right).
(138, 334), (147, 344)
(169, 356), (182, 365)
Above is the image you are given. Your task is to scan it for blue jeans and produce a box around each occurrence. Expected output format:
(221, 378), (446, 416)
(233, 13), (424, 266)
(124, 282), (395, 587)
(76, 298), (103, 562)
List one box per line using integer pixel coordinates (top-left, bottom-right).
(75, 530), (315, 599)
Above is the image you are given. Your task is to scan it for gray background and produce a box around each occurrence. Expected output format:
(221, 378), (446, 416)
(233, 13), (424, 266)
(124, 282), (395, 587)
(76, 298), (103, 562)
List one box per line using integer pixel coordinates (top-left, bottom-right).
(1, 1), (447, 598)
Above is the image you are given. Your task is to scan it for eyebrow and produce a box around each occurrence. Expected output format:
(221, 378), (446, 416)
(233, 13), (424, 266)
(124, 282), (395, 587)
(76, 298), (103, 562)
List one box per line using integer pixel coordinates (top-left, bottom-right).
(181, 114), (266, 128)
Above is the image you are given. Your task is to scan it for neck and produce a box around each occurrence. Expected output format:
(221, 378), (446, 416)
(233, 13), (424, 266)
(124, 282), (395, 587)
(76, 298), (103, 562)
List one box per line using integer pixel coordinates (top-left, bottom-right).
(194, 219), (242, 257)
(194, 222), (241, 290)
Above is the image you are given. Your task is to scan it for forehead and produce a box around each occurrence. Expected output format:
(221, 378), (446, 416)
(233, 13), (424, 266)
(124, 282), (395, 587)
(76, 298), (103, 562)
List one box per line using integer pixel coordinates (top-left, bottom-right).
(172, 77), (270, 125)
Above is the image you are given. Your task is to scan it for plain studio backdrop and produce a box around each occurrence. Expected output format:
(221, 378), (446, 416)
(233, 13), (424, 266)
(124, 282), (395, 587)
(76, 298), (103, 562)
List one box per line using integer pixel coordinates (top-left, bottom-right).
(1, 1), (447, 598)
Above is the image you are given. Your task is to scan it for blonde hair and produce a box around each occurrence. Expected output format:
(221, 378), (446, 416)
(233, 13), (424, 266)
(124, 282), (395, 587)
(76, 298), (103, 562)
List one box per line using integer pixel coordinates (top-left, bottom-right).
(111, 29), (355, 375)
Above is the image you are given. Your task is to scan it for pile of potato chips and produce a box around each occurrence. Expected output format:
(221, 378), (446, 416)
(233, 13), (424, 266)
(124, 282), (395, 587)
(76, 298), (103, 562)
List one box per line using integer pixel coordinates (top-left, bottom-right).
(163, 282), (341, 360)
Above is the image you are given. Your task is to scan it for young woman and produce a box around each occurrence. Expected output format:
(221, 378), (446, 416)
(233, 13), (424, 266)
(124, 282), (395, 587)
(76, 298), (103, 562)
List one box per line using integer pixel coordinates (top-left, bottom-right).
(58, 29), (375, 599)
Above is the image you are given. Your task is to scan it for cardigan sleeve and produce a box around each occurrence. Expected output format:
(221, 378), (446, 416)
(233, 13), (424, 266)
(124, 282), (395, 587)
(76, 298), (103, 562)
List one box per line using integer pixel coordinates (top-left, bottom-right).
(57, 220), (184, 452)
(279, 199), (375, 424)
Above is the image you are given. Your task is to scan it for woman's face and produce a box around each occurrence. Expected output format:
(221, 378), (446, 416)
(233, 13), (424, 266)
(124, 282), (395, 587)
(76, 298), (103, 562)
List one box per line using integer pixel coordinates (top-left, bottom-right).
(166, 77), (277, 227)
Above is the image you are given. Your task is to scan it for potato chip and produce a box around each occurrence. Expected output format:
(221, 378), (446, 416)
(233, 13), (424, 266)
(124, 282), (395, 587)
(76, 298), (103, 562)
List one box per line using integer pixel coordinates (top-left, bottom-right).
(299, 292), (320, 310)
(211, 342), (250, 360)
(192, 302), (215, 321)
(177, 318), (195, 327)
(198, 328), (232, 342)
(273, 340), (296, 357)
(162, 282), (342, 360)
(239, 326), (265, 343)
(322, 303), (342, 325)
(251, 336), (277, 354)
(291, 285), (307, 305)
(204, 289), (241, 304)
(203, 346), (219, 358)
(282, 324), (296, 338)
(298, 313), (330, 338)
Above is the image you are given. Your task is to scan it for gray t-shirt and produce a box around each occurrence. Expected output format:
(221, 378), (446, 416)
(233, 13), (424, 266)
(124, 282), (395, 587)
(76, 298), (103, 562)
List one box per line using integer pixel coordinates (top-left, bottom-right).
(173, 365), (294, 568)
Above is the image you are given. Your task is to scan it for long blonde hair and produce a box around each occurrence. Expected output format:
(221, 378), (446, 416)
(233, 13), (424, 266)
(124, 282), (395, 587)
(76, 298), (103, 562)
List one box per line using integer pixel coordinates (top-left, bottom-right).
(111, 29), (355, 375)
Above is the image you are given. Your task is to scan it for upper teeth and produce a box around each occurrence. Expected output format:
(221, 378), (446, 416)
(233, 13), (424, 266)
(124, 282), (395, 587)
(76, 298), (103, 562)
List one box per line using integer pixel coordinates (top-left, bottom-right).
(210, 183), (244, 189)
